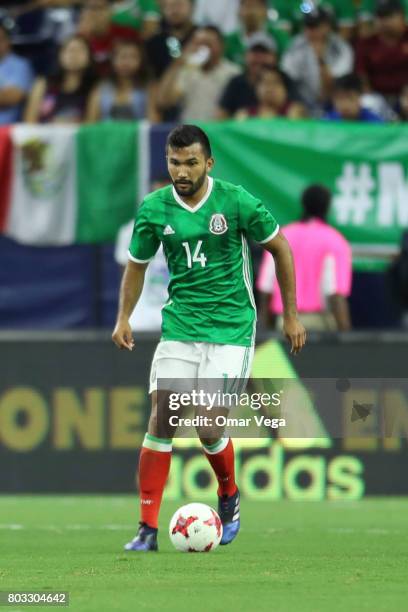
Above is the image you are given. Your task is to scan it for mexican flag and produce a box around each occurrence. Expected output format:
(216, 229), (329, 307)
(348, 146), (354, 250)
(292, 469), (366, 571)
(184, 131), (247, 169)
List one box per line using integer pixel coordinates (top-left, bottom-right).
(0, 122), (143, 245)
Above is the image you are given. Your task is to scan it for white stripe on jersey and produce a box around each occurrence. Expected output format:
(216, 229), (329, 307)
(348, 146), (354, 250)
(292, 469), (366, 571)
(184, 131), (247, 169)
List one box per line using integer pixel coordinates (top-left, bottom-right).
(241, 233), (257, 345)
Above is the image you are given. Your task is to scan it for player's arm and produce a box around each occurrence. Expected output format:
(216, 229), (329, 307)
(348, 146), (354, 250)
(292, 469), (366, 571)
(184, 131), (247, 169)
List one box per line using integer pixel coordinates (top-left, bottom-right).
(112, 261), (147, 350)
(239, 188), (306, 353)
(112, 199), (159, 350)
(262, 231), (306, 354)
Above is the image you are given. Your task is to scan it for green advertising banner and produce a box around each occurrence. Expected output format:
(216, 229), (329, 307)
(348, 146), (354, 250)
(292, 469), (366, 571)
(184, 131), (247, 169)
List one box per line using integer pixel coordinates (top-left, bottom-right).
(1, 334), (408, 496)
(203, 119), (408, 270)
(1, 119), (406, 270)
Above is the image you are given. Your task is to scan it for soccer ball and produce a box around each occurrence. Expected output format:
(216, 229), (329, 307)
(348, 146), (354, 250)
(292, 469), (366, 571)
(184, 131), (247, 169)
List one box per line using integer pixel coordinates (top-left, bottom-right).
(169, 503), (223, 552)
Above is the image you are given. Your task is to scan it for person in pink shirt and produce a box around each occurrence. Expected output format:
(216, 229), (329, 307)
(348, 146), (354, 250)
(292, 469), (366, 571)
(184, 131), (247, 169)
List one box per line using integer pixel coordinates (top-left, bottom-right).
(257, 184), (352, 331)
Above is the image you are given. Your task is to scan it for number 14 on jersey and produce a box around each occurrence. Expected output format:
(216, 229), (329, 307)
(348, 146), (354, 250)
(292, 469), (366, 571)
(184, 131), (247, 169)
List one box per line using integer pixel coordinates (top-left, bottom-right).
(182, 241), (207, 268)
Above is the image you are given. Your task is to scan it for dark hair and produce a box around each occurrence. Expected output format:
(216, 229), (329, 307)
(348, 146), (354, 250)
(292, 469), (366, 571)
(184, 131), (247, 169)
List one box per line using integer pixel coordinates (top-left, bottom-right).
(167, 125), (212, 158)
(259, 67), (290, 87)
(111, 39), (149, 86)
(200, 25), (224, 45)
(301, 184), (331, 221)
(49, 35), (97, 96)
(333, 73), (362, 94)
(258, 66), (301, 103)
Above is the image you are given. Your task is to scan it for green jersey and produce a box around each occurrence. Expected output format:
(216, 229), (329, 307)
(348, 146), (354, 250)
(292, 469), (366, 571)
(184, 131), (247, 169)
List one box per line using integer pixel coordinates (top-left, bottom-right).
(128, 177), (279, 347)
(111, 0), (160, 31)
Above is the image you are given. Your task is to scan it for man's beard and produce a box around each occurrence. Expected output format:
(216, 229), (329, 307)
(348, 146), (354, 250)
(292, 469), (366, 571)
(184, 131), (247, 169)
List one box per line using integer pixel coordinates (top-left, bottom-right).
(173, 170), (207, 197)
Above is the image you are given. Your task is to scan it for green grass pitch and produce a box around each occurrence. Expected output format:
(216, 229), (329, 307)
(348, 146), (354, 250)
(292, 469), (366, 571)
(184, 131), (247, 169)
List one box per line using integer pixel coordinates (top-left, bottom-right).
(1, 496), (407, 612)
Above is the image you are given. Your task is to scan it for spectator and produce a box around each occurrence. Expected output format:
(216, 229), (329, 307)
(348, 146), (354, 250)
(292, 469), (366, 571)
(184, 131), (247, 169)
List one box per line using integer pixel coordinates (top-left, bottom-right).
(193, 0), (240, 35)
(111, 0), (161, 39)
(225, 0), (290, 67)
(358, 0), (408, 38)
(87, 39), (158, 121)
(3, 1), (81, 74)
(236, 66), (306, 119)
(157, 25), (240, 122)
(77, 0), (137, 77)
(325, 73), (383, 122)
(356, 0), (408, 100)
(257, 184), (352, 331)
(145, 0), (196, 81)
(281, 7), (353, 113)
(217, 36), (277, 119)
(0, 22), (33, 124)
(24, 34), (96, 123)
(397, 83), (408, 119)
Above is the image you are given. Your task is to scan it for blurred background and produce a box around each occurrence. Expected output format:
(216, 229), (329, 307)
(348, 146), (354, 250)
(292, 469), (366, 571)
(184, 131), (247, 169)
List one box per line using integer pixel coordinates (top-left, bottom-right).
(1, 0), (408, 500)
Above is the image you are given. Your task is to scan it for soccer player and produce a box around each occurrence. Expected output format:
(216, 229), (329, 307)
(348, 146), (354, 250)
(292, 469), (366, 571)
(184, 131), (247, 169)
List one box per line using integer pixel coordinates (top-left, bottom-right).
(112, 124), (306, 551)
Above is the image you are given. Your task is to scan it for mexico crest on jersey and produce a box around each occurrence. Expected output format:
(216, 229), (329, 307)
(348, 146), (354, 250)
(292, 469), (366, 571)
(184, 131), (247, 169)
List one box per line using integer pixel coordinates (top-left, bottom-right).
(209, 213), (228, 235)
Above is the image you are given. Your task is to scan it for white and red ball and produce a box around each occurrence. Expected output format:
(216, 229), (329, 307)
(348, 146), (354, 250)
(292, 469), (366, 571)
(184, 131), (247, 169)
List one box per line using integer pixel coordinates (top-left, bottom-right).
(169, 503), (223, 552)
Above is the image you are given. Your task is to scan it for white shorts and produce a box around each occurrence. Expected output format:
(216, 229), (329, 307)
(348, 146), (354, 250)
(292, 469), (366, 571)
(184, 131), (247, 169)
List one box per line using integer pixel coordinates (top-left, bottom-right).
(149, 340), (254, 394)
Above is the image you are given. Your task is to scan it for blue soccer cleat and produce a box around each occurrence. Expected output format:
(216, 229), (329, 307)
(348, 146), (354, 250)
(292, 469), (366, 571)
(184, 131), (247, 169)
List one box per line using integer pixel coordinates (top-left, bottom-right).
(124, 523), (158, 552)
(218, 488), (240, 545)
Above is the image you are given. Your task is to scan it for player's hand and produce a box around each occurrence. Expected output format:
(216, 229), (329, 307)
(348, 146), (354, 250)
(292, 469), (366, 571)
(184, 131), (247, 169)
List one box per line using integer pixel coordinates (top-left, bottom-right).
(112, 319), (135, 351)
(283, 316), (306, 355)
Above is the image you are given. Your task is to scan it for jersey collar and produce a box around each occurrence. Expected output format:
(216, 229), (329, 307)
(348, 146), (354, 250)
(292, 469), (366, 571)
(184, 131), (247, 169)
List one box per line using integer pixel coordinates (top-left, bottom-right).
(172, 176), (214, 213)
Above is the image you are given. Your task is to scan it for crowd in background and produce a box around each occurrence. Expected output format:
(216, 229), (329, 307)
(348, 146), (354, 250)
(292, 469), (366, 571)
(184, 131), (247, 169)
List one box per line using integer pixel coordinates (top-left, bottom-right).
(1, 0), (408, 125)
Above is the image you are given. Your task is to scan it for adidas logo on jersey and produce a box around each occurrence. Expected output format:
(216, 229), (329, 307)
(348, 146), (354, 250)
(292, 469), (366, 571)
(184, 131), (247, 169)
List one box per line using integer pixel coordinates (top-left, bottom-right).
(163, 225), (175, 235)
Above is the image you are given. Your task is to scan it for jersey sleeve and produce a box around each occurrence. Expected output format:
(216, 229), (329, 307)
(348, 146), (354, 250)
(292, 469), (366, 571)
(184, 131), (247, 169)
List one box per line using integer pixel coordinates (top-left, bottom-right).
(128, 201), (160, 263)
(239, 187), (280, 243)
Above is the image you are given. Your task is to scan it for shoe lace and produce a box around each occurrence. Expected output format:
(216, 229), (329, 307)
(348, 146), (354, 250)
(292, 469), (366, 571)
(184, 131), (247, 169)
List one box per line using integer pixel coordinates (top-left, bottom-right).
(220, 496), (233, 515)
(138, 522), (157, 535)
